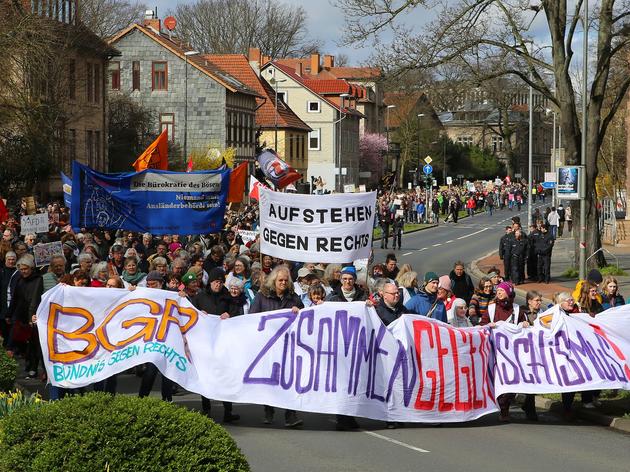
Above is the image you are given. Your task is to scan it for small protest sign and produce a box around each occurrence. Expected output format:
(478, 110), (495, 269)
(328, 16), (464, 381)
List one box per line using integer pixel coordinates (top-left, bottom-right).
(33, 241), (63, 267)
(21, 212), (49, 235)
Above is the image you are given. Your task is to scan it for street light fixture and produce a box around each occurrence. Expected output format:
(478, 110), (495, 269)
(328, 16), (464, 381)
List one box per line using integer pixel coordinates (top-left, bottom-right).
(184, 50), (200, 163)
(337, 93), (351, 191)
(269, 77), (287, 152)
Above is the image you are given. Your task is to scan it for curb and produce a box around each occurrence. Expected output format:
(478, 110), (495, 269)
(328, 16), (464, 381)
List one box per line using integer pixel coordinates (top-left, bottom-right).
(533, 396), (630, 434)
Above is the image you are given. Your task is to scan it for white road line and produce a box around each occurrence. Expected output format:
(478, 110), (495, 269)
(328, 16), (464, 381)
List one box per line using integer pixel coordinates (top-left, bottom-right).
(445, 240), (454, 244)
(432, 243), (442, 247)
(418, 248), (428, 251)
(361, 430), (431, 453)
(403, 251), (412, 256)
(457, 227), (490, 240)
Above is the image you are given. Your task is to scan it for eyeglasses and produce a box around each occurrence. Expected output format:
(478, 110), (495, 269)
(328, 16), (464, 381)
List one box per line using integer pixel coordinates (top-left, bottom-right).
(383, 291), (399, 296)
(483, 284), (493, 288)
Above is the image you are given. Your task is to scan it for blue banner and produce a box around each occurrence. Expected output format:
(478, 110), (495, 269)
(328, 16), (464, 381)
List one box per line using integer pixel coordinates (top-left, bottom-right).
(70, 162), (229, 234)
(61, 172), (72, 210)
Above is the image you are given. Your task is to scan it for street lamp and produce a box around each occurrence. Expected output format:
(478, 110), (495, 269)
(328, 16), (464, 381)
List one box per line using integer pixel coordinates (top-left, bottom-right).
(416, 113), (425, 184)
(184, 50), (199, 162)
(386, 104), (396, 176)
(337, 93), (350, 191)
(269, 77), (287, 152)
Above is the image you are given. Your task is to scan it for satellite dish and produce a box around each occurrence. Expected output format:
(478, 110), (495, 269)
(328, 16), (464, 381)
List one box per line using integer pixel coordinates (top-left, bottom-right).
(164, 16), (177, 31)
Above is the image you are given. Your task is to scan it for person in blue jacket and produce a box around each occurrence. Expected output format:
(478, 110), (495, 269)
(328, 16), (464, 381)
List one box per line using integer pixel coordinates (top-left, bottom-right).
(404, 271), (447, 322)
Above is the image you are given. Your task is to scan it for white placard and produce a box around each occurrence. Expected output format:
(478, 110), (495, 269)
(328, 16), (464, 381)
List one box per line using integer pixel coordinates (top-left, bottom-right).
(343, 184), (356, 193)
(359, 185), (367, 192)
(237, 229), (259, 244)
(259, 187), (376, 263)
(33, 241), (63, 267)
(20, 212), (49, 235)
(446, 176), (453, 185)
(544, 172), (557, 183)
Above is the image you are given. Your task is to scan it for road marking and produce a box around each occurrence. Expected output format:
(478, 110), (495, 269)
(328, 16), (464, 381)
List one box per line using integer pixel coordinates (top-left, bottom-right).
(362, 430), (431, 453)
(445, 240), (454, 244)
(418, 248), (428, 251)
(432, 243), (442, 247)
(403, 252), (412, 256)
(457, 227), (490, 240)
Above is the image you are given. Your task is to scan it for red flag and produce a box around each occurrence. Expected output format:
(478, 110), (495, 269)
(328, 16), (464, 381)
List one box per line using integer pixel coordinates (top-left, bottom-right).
(132, 129), (169, 171)
(227, 163), (248, 203)
(0, 199), (8, 223)
(186, 156), (193, 173)
(249, 175), (268, 201)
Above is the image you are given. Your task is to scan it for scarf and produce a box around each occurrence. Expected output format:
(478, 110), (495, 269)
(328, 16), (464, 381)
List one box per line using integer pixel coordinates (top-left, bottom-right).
(341, 287), (356, 301)
(121, 270), (146, 285)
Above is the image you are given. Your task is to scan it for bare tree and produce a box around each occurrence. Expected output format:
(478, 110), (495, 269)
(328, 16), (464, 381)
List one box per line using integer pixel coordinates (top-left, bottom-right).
(171, 0), (321, 57)
(79, 0), (146, 38)
(337, 0), (630, 267)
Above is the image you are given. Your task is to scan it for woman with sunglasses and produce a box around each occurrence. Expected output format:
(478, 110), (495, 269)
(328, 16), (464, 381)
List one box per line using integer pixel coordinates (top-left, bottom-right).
(468, 277), (494, 326)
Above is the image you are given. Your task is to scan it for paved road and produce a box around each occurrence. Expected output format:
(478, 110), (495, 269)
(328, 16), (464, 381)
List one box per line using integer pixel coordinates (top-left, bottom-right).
(25, 204), (630, 471)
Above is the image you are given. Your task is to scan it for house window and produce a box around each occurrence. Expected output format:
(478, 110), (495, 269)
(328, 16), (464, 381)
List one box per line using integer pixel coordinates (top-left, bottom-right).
(68, 60), (76, 99)
(110, 62), (120, 90)
(457, 135), (473, 146)
(491, 135), (503, 152)
(309, 129), (320, 151)
(86, 63), (93, 102)
(132, 61), (140, 91)
(94, 63), (101, 103)
(307, 101), (320, 113)
(86, 130), (94, 165)
(152, 62), (167, 90)
(276, 91), (287, 103)
(160, 113), (175, 141)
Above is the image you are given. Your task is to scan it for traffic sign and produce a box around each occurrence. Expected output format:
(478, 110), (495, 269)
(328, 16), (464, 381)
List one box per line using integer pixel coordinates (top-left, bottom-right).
(424, 156), (433, 164)
(541, 182), (556, 189)
(423, 164), (433, 175)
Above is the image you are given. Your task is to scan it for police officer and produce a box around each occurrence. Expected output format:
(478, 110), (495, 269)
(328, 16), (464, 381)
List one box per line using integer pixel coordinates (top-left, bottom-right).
(534, 224), (554, 283)
(379, 207), (391, 249)
(391, 215), (404, 250)
(498, 226), (513, 280)
(506, 228), (528, 284)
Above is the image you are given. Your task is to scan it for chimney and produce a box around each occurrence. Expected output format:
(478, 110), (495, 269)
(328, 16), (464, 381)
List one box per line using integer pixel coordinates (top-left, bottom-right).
(262, 55), (271, 65)
(143, 9), (161, 32)
(296, 62), (303, 76)
(310, 53), (320, 75)
(323, 55), (334, 69)
(248, 47), (262, 76)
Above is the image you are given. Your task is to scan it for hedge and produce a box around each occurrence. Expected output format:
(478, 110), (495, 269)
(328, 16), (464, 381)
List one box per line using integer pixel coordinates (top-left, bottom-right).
(0, 393), (250, 472)
(0, 348), (18, 392)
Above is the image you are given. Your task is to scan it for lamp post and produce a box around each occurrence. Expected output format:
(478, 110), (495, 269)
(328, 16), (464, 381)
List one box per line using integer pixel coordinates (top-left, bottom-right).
(416, 113), (424, 186)
(579, 0), (589, 280)
(528, 71), (534, 229)
(269, 77), (287, 152)
(337, 93), (350, 191)
(184, 50), (200, 163)
(386, 104), (396, 176)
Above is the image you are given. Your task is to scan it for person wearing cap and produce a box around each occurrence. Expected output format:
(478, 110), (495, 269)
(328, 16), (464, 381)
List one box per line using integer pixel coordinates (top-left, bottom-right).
(572, 269), (603, 304)
(62, 240), (78, 272)
(249, 265), (304, 428)
(295, 267), (319, 304)
(181, 271), (200, 297)
(404, 272), (447, 323)
(145, 271), (165, 289)
(325, 266), (368, 303)
(505, 227), (528, 284)
(190, 267), (240, 423)
(480, 281), (526, 422)
(498, 226), (513, 282)
(437, 275), (455, 312)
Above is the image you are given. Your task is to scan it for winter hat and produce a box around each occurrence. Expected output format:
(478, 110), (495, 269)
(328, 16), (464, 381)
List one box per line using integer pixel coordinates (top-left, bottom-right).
(586, 269), (603, 285)
(438, 275), (452, 292)
(208, 267), (225, 283)
(340, 266), (357, 279)
(181, 272), (197, 285)
(424, 271), (439, 283)
(297, 267), (315, 279)
(146, 271), (164, 282)
(496, 281), (514, 298)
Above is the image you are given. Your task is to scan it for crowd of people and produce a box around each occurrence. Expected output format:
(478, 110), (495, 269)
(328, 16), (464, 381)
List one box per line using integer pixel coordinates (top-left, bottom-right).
(0, 188), (620, 429)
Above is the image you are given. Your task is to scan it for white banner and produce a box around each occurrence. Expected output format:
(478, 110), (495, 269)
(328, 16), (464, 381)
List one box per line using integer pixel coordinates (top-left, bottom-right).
(38, 287), (630, 422)
(38, 286), (496, 423)
(20, 212), (49, 235)
(493, 305), (630, 396)
(259, 188), (376, 263)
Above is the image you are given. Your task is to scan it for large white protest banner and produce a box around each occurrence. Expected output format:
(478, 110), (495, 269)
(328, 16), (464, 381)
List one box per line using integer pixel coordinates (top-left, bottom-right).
(492, 305), (630, 396)
(37, 287), (630, 422)
(20, 212), (49, 235)
(258, 187), (376, 263)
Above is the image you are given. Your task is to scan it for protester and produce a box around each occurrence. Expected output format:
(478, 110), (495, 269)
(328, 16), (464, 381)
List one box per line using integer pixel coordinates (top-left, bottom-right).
(519, 290), (544, 421)
(249, 265), (303, 428)
(600, 275), (624, 309)
(405, 272), (447, 322)
(447, 298), (472, 327)
(449, 261), (474, 304)
(468, 277), (494, 326)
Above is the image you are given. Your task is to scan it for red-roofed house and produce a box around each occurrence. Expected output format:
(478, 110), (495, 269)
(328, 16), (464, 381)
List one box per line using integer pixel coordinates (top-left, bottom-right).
(254, 53), (364, 192)
(272, 53), (385, 135)
(203, 53), (311, 182)
(107, 12), (261, 167)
